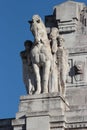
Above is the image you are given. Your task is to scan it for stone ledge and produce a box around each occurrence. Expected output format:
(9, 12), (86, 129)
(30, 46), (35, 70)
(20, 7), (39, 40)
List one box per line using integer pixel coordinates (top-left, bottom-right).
(16, 112), (26, 119)
(68, 47), (87, 54)
(12, 119), (25, 126)
(66, 115), (87, 123)
(26, 111), (49, 117)
(66, 109), (87, 117)
(20, 93), (69, 109)
(66, 122), (87, 129)
(19, 93), (69, 113)
(50, 122), (66, 129)
(50, 115), (66, 122)
(20, 93), (64, 101)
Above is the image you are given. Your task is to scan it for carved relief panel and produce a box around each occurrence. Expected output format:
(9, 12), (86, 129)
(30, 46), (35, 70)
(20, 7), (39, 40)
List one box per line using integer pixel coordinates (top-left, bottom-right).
(67, 54), (87, 86)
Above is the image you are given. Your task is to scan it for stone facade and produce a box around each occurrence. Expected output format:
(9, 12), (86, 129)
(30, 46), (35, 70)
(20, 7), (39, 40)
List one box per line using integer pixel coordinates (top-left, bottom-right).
(46, 1), (87, 87)
(1, 1), (87, 130)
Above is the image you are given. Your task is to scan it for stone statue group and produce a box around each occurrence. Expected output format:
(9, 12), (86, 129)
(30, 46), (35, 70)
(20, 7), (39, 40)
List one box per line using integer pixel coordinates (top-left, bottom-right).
(20, 15), (68, 97)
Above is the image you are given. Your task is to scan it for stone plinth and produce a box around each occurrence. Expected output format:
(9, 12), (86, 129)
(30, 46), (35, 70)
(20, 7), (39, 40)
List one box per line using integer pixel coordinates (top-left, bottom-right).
(17, 93), (69, 117)
(12, 93), (69, 130)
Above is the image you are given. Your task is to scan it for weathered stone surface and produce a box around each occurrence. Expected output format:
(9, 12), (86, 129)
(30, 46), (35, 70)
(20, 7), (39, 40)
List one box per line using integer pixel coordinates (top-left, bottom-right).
(14, 1), (87, 129)
(20, 40), (35, 94)
(46, 1), (87, 88)
(21, 15), (68, 96)
(11, 93), (69, 130)
(26, 115), (50, 130)
(1, 1), (87, 130)
(29, 15), (52, 94)
(14, 93), (68, 130)
(12, 119), (25, 130)
(17, 93), (69, 118)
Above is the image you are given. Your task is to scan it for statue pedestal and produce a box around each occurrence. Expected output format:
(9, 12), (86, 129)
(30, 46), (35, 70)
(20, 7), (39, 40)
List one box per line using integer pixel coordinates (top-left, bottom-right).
(12, 93), (69, 130)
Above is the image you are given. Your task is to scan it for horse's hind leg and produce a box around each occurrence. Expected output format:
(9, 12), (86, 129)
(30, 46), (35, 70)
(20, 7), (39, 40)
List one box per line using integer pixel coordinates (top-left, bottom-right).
(33, 64), (41, 94)
(42, 61), (50, 93)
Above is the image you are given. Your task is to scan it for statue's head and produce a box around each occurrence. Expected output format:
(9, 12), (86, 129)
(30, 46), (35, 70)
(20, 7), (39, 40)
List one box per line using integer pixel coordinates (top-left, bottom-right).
(24, 40), (33, 50)
(57, 36), (64, 47)
(49, 27), (59, 39)
(32, 15), (41, 23)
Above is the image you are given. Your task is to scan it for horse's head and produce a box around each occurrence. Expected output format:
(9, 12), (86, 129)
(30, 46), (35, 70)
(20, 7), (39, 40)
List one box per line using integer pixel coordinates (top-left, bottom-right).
(28, 15), (41, 25)
(29, 15), (48, 44)
(28, 15), (43, 38)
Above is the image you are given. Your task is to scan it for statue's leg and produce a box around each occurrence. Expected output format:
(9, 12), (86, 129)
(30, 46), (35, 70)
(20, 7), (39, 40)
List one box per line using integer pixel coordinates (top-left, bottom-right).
(61, 71), (66, 97)
(42, 61), (50, 93)
(58, 72), (62, 94)
(33, 64), (41, 94)
(28, 79), (32, 95)
(51, 55), (58, 92)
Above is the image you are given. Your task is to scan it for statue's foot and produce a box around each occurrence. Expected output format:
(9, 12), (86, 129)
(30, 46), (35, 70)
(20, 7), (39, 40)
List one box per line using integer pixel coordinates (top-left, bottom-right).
(43, 90), (48, 94)
(34, 90), (41, 95)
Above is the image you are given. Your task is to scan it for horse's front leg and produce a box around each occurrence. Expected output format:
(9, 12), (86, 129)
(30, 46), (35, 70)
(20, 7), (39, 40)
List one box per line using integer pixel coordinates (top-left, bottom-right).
(42, 61), (51, 93)
(33, 64), (41, 94)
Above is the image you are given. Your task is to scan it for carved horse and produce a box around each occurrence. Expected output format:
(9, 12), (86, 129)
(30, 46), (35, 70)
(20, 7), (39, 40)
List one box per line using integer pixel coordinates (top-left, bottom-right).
(29, 15), (52, 94)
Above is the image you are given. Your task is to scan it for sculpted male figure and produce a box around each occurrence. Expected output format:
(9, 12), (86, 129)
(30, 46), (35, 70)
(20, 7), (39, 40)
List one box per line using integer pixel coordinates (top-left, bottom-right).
(29, 15), (52, 94)
(56, 35), (69, 96)
(49, 27), (68, 96)
(49, 28), (59, 92)
(20, 40), (35, 94)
